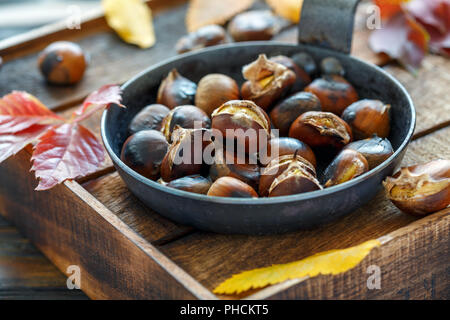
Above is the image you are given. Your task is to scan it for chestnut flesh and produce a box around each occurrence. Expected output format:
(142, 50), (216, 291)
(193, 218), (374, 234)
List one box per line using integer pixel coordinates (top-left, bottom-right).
(121, 130), (169, 181)
(128, 104), (170, 135)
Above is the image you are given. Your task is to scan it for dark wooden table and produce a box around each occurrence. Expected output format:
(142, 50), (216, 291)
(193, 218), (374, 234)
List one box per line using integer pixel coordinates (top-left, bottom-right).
(0, 215), (88, 299)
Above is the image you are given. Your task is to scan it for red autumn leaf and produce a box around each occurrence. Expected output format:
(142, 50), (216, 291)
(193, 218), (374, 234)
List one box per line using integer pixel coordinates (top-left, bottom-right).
(0, 91), (63, 134)
(407, 0), (450, 55)
(375, 0), (406, 20)
(369, 12), (429, 70)
(0, 124), (50, 163)
(31, 123), (104, 190)
(72, 84), (125, 123)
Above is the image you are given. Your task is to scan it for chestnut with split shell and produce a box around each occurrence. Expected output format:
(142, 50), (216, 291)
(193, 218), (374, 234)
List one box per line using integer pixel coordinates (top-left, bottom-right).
(157, 69), (197, 109)
(270, 55), (311, 92)
(383, 159), (450, 216)
(241, 54), (296, 110)
(344, 135), (394, 169)
(322, 149), (369, 187)
(289, 111), (352, 150)
(207, 176), (258, 198)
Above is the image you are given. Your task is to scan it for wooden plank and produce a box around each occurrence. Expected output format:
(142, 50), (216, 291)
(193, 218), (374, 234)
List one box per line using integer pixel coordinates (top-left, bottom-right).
(82, 172), (193, 245)
(158, 126), (450, 296)
(0, 148), (215, 300)
(383, 55), (450, 137)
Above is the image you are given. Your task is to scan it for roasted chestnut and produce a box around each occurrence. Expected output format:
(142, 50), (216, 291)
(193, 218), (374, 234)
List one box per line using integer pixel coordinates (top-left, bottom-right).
(270, 55), (311, 91)
(161, 105), (211, 141)
(322, 149), (369, 187)
(227, 10), (290, 42)
(320, 57), (345, 76)
(259, 154), (321, 197)
(211, 100), (271, 154)
(128, 104), (170, 135)
(207, 176), (258, 198)
(241, 54), (296, 110)
(341, 99), (390, 140)
(259, 137), (316, 168)
(157, 69), (197, 109)
(210, 150), (260, 189)
(37, 41), (87, 85)
(176, 24), (227, 54)
(121, 130), (169, 181)
(289, 111), (352, 150)
(291, 52), (317, 77)
(269, 91), (321, 136)
(166, 175), (212, 194)
(383, 160), (450, 216)
(195, 73), (240, 116)
(160, 127), (209, 181)
(304, 75), (358, 116)
(344, 135), (394, 169)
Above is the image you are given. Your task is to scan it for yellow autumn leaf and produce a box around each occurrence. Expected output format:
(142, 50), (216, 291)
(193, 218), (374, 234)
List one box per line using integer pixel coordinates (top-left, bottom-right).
(214, 239), (380, 295)
(266, 0), (304, 23)
(103, 0), (155, 49)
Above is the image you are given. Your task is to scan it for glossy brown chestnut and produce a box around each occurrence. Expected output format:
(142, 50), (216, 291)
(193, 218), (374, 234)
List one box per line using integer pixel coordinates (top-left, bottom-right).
(175, 24), (226, 54)
(269, 91), (321, 136)
(210, 150), (260, 189)
(304, 75), (358, 116)
(241, 54), (296, 110)
(128, 104), (170, 135)
(320, 57), (345, 76)
(291, 52), (317, 77)
(161, 105), (211, 141)
(195, 73), (240, 116)
(160, 127), (209, 181)
(166, 175), (212, 194)
(259, 137), (317, 168)
(259, 154), (317, 197)
(207, 176), (258, 198)
(322, 149), (369, 187)
(383, 159), (450, 216)
(37, 41), (87, 85)
(157, 69), (197, 109)
(121, 130), (169, 181)
(227, 10), (290, 42)
(344, 135), (394, 169)
(341, 99), (390, 140)
(270, 55), (311, 91)
(288, 111), (352, 150)
(211, 100), (271, 154)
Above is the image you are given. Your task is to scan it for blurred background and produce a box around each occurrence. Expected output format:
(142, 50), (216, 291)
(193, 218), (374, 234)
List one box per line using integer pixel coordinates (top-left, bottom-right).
(0, 0), (100, 40)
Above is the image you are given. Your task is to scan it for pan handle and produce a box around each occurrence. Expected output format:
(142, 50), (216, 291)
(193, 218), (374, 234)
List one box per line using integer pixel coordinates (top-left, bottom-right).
(297, 0), (361, 54)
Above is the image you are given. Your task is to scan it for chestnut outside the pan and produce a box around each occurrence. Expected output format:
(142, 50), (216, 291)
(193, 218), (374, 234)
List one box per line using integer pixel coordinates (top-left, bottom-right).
(101, 0), (415, 234)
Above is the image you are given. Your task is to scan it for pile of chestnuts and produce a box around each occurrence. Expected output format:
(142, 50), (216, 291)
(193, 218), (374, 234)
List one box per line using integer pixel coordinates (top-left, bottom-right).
(120, 52), (404, 204)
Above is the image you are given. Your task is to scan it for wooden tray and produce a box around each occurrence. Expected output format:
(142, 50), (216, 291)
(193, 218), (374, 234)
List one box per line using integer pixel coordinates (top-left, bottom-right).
(0, 0), (449, 299)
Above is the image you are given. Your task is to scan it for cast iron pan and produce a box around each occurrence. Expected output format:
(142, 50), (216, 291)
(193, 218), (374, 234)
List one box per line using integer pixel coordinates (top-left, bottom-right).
(101, 0), (415, 234)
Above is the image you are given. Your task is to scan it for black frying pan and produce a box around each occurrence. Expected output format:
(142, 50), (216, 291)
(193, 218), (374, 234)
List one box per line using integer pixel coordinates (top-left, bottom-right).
(101, 0), (415, 234)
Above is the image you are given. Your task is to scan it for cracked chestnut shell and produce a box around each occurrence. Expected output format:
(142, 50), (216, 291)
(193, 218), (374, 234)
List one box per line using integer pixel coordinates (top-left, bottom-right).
(121, 130), (169, 181)
(288, 111), (352, 150)
(160, 127), (210, 181)
(211, 100), (271, 154)
(195, 73), (240, 116)
(166, 175), (212, 194)
(270, 55), (311, 92)
(269, 91), (321, 136)
(322, 149), (369, 187)
(157, 69), (197, 109)
(227, 10), (290, 42)
(304, 75), (358, 116)
(241, 54), (296, 110)
(38, 41), (87, 85)
(161, 105), (211, 142)
(383, 160), (450, 216)
(175, 24), (226, 54)
(128, 104), (170, 135)
(344, 135), (394, 169)
(207, 176), (258, 198)
(259, 153), (317, 197)
(341, 99), (391, 140)
(320, 57), (345, 76)
(259, 137), (317, 168)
